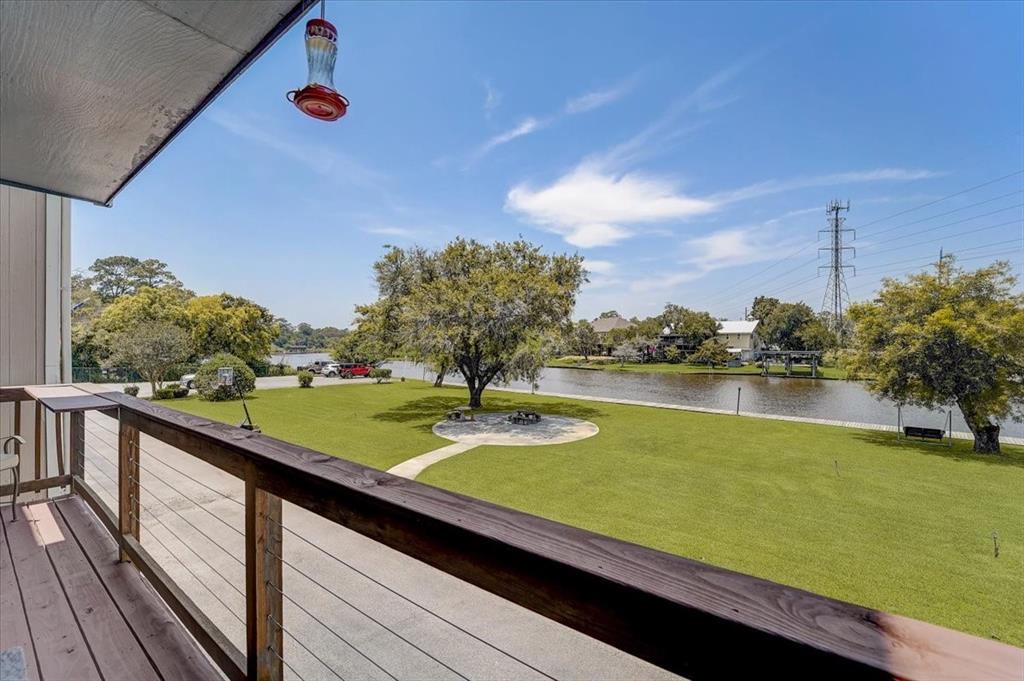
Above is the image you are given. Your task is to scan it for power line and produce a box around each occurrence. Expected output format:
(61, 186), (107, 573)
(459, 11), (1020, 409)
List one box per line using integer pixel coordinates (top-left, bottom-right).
(858, 188), (1023, 240)
(867, 208), (1023, 247)
(703, 170), (1024, 310)
(849, 169), (1024, 231)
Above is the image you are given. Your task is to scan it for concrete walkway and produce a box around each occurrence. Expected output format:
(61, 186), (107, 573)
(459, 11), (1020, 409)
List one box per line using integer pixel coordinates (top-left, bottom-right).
(387, 442), (478, 479)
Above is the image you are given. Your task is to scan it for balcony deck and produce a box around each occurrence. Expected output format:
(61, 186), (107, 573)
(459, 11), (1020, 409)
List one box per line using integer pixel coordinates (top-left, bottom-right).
(0, 497), (220, 681)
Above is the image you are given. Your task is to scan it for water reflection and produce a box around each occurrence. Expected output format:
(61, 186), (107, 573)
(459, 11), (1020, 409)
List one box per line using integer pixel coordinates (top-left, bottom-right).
(384, 360), (1023, 438)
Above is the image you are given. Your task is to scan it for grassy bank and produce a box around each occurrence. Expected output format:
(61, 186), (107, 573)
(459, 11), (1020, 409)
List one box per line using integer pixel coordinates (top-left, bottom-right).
(167, 381), (1023, 645)
(546, 358), (848, 380)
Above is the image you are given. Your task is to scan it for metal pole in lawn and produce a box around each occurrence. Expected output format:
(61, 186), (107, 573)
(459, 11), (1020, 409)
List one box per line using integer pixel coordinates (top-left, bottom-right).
(736, 387), (741, 415)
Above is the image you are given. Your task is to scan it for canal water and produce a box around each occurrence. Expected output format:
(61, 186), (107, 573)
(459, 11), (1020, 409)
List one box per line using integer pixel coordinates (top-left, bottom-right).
(382, 360), (1024, 438)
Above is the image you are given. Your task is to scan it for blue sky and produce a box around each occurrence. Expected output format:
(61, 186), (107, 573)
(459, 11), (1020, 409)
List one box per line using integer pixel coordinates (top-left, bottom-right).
(73, 1), (1023, 327)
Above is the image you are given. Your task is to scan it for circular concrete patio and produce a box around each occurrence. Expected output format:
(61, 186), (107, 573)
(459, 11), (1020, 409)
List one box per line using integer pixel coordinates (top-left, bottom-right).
(432, 412), (599, 446)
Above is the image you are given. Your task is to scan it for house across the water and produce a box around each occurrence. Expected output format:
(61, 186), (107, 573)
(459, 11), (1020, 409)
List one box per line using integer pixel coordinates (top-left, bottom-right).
(591, 315), (635, 353)
(659, 319), (764, 361)
(717, 319), (764, 361)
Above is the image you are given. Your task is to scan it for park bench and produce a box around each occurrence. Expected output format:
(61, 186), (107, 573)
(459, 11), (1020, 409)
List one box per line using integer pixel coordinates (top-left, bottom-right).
(446, 407), (474, 422)
(508, 410), (541, 425)
(903, 426), (945, 441)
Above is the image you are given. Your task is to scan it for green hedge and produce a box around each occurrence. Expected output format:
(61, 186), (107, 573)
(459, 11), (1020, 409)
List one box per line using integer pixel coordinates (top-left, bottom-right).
(152, 383), (190, 400)
(297, 370), (314, 388)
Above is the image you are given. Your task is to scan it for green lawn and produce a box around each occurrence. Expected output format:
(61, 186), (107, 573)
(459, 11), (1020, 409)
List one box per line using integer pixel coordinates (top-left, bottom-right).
(166, 381), (1023, 646)
(547, 358), (848, 380)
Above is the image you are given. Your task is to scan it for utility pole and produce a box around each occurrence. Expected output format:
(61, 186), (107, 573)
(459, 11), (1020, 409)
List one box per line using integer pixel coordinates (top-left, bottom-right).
(819, 200), (854, 344)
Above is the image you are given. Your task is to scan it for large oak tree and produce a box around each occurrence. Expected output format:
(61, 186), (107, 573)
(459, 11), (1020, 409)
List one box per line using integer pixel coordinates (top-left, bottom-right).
(357, 239), (585, 407)
(847, 258), (1023, 453)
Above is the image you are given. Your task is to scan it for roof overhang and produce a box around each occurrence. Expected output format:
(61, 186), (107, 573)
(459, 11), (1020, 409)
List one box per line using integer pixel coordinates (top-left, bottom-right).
(0, 0), (314, 206)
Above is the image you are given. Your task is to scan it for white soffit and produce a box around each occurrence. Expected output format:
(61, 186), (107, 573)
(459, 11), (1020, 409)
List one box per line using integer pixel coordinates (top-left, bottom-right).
(0, 0), (307, 205)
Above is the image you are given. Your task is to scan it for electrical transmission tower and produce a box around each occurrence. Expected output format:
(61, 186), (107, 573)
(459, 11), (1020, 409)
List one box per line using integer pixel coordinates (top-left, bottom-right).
(819, 200), (854, 343)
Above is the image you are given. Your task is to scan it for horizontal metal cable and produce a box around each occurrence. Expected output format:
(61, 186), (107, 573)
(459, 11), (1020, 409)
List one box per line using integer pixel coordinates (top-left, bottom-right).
(268, 552), (465, 681)
(129, 505), (247, 627)
(87, 449), (245, 570)
(85, 418), (549, 678)
(273, 523), (556, 680)
(269, 641), (310, 681)
(86, 449), (246, 602)
(269, 614), (347, 681)
(267, 582), (400, 681)
(86, 443), (245, 627)
(84, 418), (246, 538)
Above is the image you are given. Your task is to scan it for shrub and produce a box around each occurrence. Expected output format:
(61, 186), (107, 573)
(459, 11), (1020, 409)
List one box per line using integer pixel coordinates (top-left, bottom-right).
(152, 382), (190, 400)
(123, 385), (140, 397)
(297, 370), (314, 388)
(195, 353), (256, 401)
(663, 347), (682, 364)
(369, 367), (392, 384)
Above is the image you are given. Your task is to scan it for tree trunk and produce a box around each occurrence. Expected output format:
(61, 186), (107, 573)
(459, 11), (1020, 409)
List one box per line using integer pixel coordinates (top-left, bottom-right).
(433, 372), (445, 387)
(468, 384), (484, 408)
(959, 401), (1001, 453)
(973, 425), (1001, 453)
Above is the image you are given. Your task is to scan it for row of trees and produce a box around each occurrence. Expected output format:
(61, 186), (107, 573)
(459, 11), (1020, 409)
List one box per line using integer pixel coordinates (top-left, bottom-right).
(562, 298), (839, 365)
(274, 320), (348, 350)
(73, 256), (280, 393)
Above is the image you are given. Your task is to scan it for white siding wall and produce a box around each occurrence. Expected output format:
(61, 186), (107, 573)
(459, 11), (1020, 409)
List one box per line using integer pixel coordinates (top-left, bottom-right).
(0, 185), (71, 491)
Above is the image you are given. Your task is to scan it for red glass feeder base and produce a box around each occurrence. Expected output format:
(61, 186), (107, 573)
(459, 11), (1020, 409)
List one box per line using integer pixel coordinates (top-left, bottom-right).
(287, 84), (349, 121)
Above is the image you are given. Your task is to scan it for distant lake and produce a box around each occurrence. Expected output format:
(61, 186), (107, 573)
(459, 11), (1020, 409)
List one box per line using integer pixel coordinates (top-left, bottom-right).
(269, 352), (332, 367)
(384, 361), (1024, 438)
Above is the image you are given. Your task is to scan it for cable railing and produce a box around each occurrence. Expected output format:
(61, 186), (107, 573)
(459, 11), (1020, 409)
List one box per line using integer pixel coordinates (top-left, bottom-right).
(80, 411), (546, 681)
(3, 384), (1021, 681)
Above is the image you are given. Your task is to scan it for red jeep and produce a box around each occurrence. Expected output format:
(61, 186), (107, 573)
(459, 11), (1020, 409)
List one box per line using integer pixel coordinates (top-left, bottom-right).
(336, 362), (371, 379)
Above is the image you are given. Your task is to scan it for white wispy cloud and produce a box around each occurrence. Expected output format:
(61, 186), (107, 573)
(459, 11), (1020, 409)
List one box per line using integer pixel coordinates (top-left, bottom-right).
(564, 83), (631, 114)
(583, 259), (617, 275)
(629, 226), (795, 293)
(465, 75), (637, 165)
(483, 79), (502, 117)
(506, 167), (716, 248)
(208, 109), (386, 189)
(509, 159), (943, 250)
(361, 226), (425, 238)
(465, 117), (545, 166)
(711, 169), (943, 204)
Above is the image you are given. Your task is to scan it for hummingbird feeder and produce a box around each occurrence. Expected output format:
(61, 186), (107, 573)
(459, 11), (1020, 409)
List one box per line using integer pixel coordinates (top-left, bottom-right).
(287, 0), (348, 121)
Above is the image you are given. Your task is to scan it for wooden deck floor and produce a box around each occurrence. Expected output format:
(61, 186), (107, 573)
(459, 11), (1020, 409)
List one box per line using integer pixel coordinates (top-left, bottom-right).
(0, 496), (222, 681)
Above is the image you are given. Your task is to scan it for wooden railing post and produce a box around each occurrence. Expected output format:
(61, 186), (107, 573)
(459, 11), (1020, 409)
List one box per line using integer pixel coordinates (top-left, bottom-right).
(118, 414), (140, 562)
(245, 472), (283, 681)
(70, 411), (85, 479)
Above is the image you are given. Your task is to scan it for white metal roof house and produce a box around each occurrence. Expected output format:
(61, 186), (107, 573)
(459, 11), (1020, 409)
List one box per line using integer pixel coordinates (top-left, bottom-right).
(716, 320), (763, 360)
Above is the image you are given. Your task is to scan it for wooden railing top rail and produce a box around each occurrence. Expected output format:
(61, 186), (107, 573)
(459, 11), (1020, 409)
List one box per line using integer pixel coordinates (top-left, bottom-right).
(87, 390), (1022, 680)
(3, 385), (1021, 679)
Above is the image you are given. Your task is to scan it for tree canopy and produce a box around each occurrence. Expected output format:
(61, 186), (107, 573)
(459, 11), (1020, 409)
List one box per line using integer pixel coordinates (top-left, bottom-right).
(660, 304), (719, 348)
(847, 258), (1023, 453)
(568, 320), (599, 360)
(356, 239), (585, 407)
(185, 294), (278, 364)
(689, 338), (732, 367)
(88, 256), (183, 302)
(760, 301), (817, 350)
(105, 321), (190, 393)
(750, 296), (780, 322)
